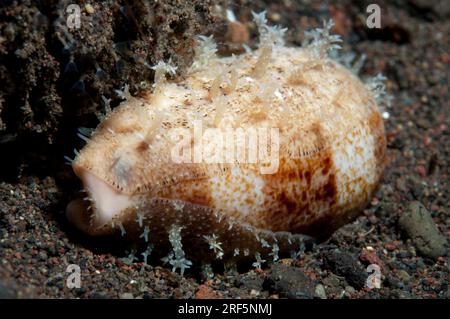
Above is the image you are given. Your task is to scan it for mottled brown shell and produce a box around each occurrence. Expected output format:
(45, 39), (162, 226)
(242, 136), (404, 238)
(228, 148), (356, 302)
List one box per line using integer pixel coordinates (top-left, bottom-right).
(67, 45), (386, 266)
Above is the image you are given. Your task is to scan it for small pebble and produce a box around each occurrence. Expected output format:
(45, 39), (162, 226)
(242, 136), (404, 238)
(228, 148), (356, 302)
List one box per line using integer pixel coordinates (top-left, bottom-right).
(396, 270), (411, 282)
(85, 4), (95, 14)
(119, 292), (134, 299)
(344, 285), (356, 297)
(314, 284), (327, 299)
(38, 251), (48, 261)
(398, 202), (447, 259)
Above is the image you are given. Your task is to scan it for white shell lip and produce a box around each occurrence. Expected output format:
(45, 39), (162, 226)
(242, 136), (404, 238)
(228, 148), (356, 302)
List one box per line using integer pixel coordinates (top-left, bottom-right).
(71, 166), (135, 228)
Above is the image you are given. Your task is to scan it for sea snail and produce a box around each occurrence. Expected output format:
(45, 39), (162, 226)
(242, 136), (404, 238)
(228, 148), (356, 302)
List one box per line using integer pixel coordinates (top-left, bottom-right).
(66, 13), (388, 272)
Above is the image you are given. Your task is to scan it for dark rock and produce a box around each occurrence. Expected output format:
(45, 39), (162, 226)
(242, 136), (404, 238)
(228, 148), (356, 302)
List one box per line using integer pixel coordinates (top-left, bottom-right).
(388, 289), (412, 299)
(142, 292), (154, 299)
(398, 202), (447, 259)
(235, 273), (264, 291)
(384, 276), (404, 289)
(38, 251), (48, 261)
(396, 251), (412, 259)
(406, 0), (450, 20)
(408, 176), (424, 199)
(90, 291), (110, 299)
(263, 264), (314, 299)
(0, 281), (17, 299)
(322, 250), (367, 289)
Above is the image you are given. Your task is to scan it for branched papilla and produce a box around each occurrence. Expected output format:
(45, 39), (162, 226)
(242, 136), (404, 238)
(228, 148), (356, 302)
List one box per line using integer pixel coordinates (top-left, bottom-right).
(161, 225), (192, 275)
(303, 19), (342, 59)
